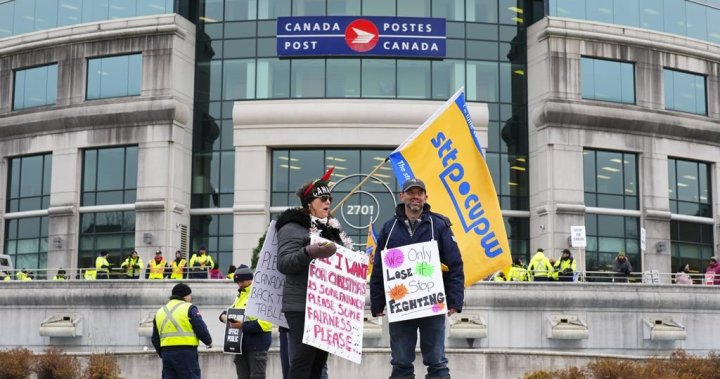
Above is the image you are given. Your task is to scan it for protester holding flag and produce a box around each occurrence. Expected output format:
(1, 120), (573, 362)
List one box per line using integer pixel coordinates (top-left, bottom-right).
(370, 178), (464, 379)
(276, 167), (354, 379)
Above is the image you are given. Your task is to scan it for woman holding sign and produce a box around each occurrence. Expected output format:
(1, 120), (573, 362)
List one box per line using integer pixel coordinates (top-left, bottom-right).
(276, 168), (354, 379)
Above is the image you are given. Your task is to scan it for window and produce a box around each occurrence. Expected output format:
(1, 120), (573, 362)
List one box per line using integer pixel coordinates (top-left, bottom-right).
(78, 211), (135, 271)
(664, 68), (706, 115)
(82, 146), (138, 206)
(671, 221), (713, 279)
(271, 149), (397, 246)
(4, 216), (48, 278)
(86, 54), (142, 100)
(190, 214), (233, 273)
(585, 214), (640, 274)
(581, 57), (635, 104)
(583, 149), (637, 210)
(668, 158), (711, 217)
(6, 153), (52, 213)
(13, 64), (58, 110)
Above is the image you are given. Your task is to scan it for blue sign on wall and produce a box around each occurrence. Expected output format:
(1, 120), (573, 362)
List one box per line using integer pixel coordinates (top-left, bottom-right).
(277, 16), (446, 58)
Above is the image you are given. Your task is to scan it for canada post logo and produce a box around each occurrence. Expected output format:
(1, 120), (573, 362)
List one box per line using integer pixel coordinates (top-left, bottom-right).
(277, 16), (445, 58)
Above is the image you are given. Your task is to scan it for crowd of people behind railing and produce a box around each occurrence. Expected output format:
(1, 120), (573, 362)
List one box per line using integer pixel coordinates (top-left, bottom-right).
(0, 246), (238, 282)
(492, 248), (720, 285)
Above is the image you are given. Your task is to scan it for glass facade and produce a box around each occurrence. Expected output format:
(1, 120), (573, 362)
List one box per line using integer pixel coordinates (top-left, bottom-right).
(664, 68), (706, 115)
(671, 221), (713, 276)
(668, 158), (712, 217)
(583, 149), (638, 210)
(78, 211), (135, 270)
(4, 153), (52, 276)
(6, 153), (52, 213)
(581, 57), (634, 104)
(13, 64), (57, 110)
(190, 214), (233, 273)
(585, 214), (640, 274)
(82, 146), (138, 206)
(549, 0), (720, 46)
(0, 0), (175, 38)
(271, 149), (398, 246)
(86, 54), (143, 100)
(668, 158), (713, 276)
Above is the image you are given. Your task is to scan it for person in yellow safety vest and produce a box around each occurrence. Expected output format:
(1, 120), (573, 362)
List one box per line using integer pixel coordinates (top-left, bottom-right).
(508, 257), (529, 281)
(189, 246), (215, 279)
(151, 283), (212, 379)
(1, 271), (10, 281)
(120, 250), (144, 279)
(226, 264), (236, 280)
(554, 249), (577, 282)
(84, 267), (97, 280)
(16, 268), (32, 281)
(170, 250), (187, 280)
(219, 265), (272, 378)
(148, 250), (168, 280)
(53, 268), (68, 280)
(95, 250), (111, 279)
(493, 271), (507, 281)
(527, 248), (554, 282)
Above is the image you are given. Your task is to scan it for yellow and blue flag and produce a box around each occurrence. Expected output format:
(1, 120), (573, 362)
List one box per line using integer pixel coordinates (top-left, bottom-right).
(365, 222), (378, 281)
(388, 88), (512, 286)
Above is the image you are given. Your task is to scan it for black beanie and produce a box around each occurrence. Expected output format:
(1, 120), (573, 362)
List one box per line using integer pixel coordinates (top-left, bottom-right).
(233, 264), (254, 282)
(172, 283), (192, 298)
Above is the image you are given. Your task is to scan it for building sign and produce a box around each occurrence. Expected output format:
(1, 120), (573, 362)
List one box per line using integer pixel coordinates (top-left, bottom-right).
(277, 16), (446, 58)
(570, 226), (586, 248)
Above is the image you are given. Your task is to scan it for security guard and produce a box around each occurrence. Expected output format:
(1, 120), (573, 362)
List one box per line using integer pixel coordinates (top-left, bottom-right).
(148, 250), (168, 280)
(527, 248), (554, 281)
(120, 250), (144, 279)
(189, 246), (215, 279)
(95, 250), (111, 279)
(508, 257), (529, 281)
(16, 268), (32, 281)
(152, 283), (212, 379)
(53, 268), (68, 280)
(170, 250), (187, 280)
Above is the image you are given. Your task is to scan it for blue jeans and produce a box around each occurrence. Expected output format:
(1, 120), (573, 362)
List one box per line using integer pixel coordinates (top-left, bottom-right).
(388, 314), (449, 379)
(161, 348), (201, 379)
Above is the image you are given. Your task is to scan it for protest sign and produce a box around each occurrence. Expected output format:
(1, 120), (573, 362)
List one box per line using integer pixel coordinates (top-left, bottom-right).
(302, 235), (368, 364)
(244, 221), (288, 328)
(380, 240), (446, 323)
(223, 308), (245, 354)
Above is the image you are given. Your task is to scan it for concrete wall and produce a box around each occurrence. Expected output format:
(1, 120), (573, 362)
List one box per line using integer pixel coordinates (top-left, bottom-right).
(1, 281), (717, 360)
(526, 17), (720, 272)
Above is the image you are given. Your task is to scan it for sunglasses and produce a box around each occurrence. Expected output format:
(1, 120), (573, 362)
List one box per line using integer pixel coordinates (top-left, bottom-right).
(318, 195), (333, 202)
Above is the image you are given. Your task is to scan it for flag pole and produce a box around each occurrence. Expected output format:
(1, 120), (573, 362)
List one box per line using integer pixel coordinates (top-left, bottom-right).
(330, 158), (390, 215)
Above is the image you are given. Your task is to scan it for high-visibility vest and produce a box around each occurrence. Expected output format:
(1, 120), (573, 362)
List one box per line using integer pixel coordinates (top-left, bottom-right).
(16, 272), (32, 281)
(96, 256), (110, 274)
(230, 285), (272, 332)
(508, 265), (528, 281)
(155, 299), (199, 347)
(170, 259), (187, 279)
(53, 275), (67, 280)
(190, 254), (214, 269)
(121, 257), (143, 277)
(149, 259), (167, 279)
(84, 269), (97, 280)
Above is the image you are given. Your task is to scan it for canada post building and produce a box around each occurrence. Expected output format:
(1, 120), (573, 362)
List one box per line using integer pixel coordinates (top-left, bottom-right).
(0, 0), (719, 280)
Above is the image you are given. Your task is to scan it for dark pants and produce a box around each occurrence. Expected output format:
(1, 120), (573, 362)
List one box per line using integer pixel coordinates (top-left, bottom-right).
(161, 348), (201, 379)
(533, 276), (551, 282)
(234, 350), (268, 379)
(388, 314), (449, 379)
(285, 311), (329, 379)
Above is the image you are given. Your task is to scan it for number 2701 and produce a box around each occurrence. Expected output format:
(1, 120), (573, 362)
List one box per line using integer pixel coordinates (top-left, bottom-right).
(346, 205), (374, 215)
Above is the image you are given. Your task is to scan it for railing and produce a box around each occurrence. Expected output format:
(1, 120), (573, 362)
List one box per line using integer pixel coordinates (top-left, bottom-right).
(491, 270), (715, 285)
(0, 267), (220, 281)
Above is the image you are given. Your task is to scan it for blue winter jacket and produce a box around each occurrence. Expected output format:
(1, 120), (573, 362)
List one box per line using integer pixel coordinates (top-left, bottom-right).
(370, 203), (465, 316)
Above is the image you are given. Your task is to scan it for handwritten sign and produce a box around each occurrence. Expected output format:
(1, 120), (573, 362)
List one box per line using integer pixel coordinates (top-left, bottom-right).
(223, 308), (245, 354)
(303, 235), (368, 364)
(380, 240), (446, 323)
(245, 221), (288, 328)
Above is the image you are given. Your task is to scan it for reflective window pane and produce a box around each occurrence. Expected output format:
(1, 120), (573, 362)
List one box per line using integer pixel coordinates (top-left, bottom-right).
(327, 59), (360, 98)
(78, 211), (135, 271)
(466, 60), (498, 102)
(581, 57), (635, 104)
(226, 0), (257, 21)
(6, 153), (52, 213)
(467, 0), (498, 23)
(86, 54), (142, 100)
(291, 59), (325, 98)
(222, 59), (256, 100)
(256, 58), (289, 98)
(397, 60), (430, 99)
(584, 149), (638, 210)
(432, 0), (464, 21)
(328, 0), (360, 15)
(664, 68), (706, 115)
(398, 0), (429, 17)
(362, 59), (395, 98)
(82, 146), (138, 206)
(14, 64), (58, 110)
(3, 216), (48, 275)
